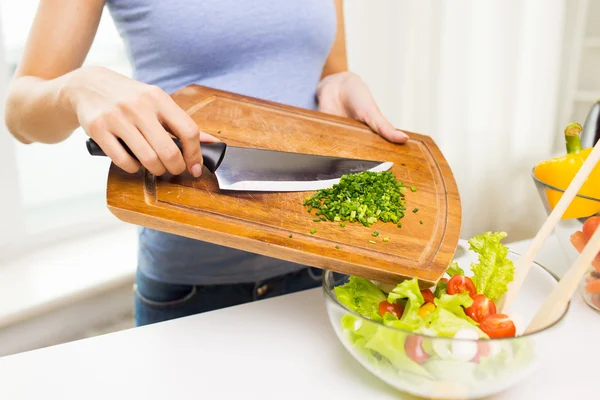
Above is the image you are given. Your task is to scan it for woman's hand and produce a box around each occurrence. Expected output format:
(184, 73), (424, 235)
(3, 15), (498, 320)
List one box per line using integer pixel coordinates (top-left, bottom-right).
(316, 71), (409, 143)
(65, 66), (218, 177)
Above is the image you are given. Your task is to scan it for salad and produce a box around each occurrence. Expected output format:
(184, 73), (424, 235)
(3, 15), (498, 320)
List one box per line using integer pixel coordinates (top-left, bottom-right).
(331, 231), (536, 389)
(335, 231), (517, 342)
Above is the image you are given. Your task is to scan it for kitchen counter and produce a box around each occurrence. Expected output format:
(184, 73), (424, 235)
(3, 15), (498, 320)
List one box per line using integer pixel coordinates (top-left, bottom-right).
(0, 237), (598, 399)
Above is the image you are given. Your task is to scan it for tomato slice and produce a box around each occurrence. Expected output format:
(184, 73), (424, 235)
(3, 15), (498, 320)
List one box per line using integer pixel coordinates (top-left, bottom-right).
(583, 216), (600, 241)
(404, 335), (429, 364)
(446, 275), (477, 297)
(421, 289), (435, 304)
(479, 314), (516, 339)
(465, 294), (497, 323)
(378, 300), (404, 319)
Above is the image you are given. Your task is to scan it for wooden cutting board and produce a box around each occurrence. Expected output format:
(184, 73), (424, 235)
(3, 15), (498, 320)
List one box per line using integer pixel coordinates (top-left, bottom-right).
(104, 85), (461, 286)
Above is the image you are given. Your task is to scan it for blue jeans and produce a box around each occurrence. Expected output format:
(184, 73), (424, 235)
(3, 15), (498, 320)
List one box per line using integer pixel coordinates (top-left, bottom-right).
(133, 265), (323, 326)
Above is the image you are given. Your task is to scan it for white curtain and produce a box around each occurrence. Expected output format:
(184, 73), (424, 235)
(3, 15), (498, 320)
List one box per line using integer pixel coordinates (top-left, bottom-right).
(344, 0), (567, 241)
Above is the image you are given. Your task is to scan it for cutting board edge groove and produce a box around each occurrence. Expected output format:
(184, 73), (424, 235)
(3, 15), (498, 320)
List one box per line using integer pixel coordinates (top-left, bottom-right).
(117, 182), (441, 275)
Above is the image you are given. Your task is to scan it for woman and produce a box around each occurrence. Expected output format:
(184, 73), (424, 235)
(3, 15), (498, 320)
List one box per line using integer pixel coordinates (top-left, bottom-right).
(4, 0), (408, 327)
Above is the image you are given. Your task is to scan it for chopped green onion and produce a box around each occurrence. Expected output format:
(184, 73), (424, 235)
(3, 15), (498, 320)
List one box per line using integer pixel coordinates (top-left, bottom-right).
(413, 208), (419, 213)
(372, 231), (379, 237)
(310, 228), (316, 234)
(340, 222), (346, 228)
(419, 220), (423, 225)
(397, 222), (402, 228)
(410, 186), (417, 192)
(313, 218), (321, 222)
(289, 234), (293, 238)
(335, 245), (340, 249)
(383, 237), (390, 242)
(369, 240), (376, 244)
(302, 171), (408, 228)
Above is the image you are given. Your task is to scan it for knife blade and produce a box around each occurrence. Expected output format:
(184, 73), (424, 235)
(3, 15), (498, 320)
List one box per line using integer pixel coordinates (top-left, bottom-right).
(86, 137), (393, 192)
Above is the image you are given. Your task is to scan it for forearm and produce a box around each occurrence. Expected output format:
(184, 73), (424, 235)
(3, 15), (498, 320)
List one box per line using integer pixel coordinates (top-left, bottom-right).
(5, 72), (81, 144)
(321, 0), (348, 80)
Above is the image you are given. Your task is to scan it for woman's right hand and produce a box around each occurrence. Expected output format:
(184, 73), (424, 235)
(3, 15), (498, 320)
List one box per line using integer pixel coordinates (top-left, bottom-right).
(65, 66), (218, 177)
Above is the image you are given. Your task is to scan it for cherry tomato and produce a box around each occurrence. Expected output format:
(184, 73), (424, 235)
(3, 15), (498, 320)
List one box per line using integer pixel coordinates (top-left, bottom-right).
(472, 342), (490, 363)
(583, 216), (600, 241)
(446, 275), (477, 298)
(378, 300), (404, 318)
(479, 314), (516, 339)
(421, 289), (435, 304)
(465, 294), (497, 323)
(404, 335), (430, 364)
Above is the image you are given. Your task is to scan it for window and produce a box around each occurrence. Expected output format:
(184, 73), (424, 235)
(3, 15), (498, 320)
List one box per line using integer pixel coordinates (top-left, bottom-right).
(0, 2), (133, 260)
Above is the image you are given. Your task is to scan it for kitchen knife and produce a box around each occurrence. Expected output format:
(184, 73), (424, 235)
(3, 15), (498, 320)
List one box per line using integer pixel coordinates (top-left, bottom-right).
(86, 137), (393, 192)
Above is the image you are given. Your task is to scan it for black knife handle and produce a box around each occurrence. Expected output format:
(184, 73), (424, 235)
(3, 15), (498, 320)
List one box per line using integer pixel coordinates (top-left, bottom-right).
(86, 137), (227, 174)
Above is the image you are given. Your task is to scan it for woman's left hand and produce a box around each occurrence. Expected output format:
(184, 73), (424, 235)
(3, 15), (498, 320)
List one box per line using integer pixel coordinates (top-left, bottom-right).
(317, 71), (409, 144)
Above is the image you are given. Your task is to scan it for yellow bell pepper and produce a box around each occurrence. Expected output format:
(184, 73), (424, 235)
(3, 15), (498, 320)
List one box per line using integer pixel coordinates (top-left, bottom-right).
(533, 122), (600, 219)
(418, 302), (436, 318)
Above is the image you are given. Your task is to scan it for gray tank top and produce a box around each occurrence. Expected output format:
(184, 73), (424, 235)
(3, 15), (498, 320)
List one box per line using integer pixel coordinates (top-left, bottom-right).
(105, 0), (337, 284)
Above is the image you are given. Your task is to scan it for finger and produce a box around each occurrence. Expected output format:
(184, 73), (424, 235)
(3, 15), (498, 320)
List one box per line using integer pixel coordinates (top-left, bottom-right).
(361, 108), (409, 144)
(92, 131), (141, 174)
(154, 93), (204, 177)
(136, 115), (187, 175)
(111, 117), (167, 176)
(200, 131), (221, 143)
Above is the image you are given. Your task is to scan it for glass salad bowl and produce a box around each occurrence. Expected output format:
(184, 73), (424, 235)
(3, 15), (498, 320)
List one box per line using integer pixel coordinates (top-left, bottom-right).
(322, 242), (569, 399)
(532, 170), (600, 313)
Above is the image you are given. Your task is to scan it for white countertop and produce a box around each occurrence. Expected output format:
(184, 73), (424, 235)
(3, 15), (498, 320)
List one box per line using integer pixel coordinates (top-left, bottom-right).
(1, 237), (598, 399)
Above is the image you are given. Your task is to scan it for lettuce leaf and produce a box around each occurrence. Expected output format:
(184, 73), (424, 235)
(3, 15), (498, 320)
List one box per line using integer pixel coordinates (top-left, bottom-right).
(339, 314), (433, 379)
(425, 293), (485, 338)
(387, 277), (424, 306)
(340, 314), (388, 368)
(433, 281), (448, 298)
(446, 262), (464, 277)
(468, 232), (515, 301)
(423, 359), (477, 385)
(425, 308), (488, 338)
(363, 325), (433, 378)
(334, 277), (386, 322)
(433, 292), (476, 323)
(387, 277), (426, 331)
